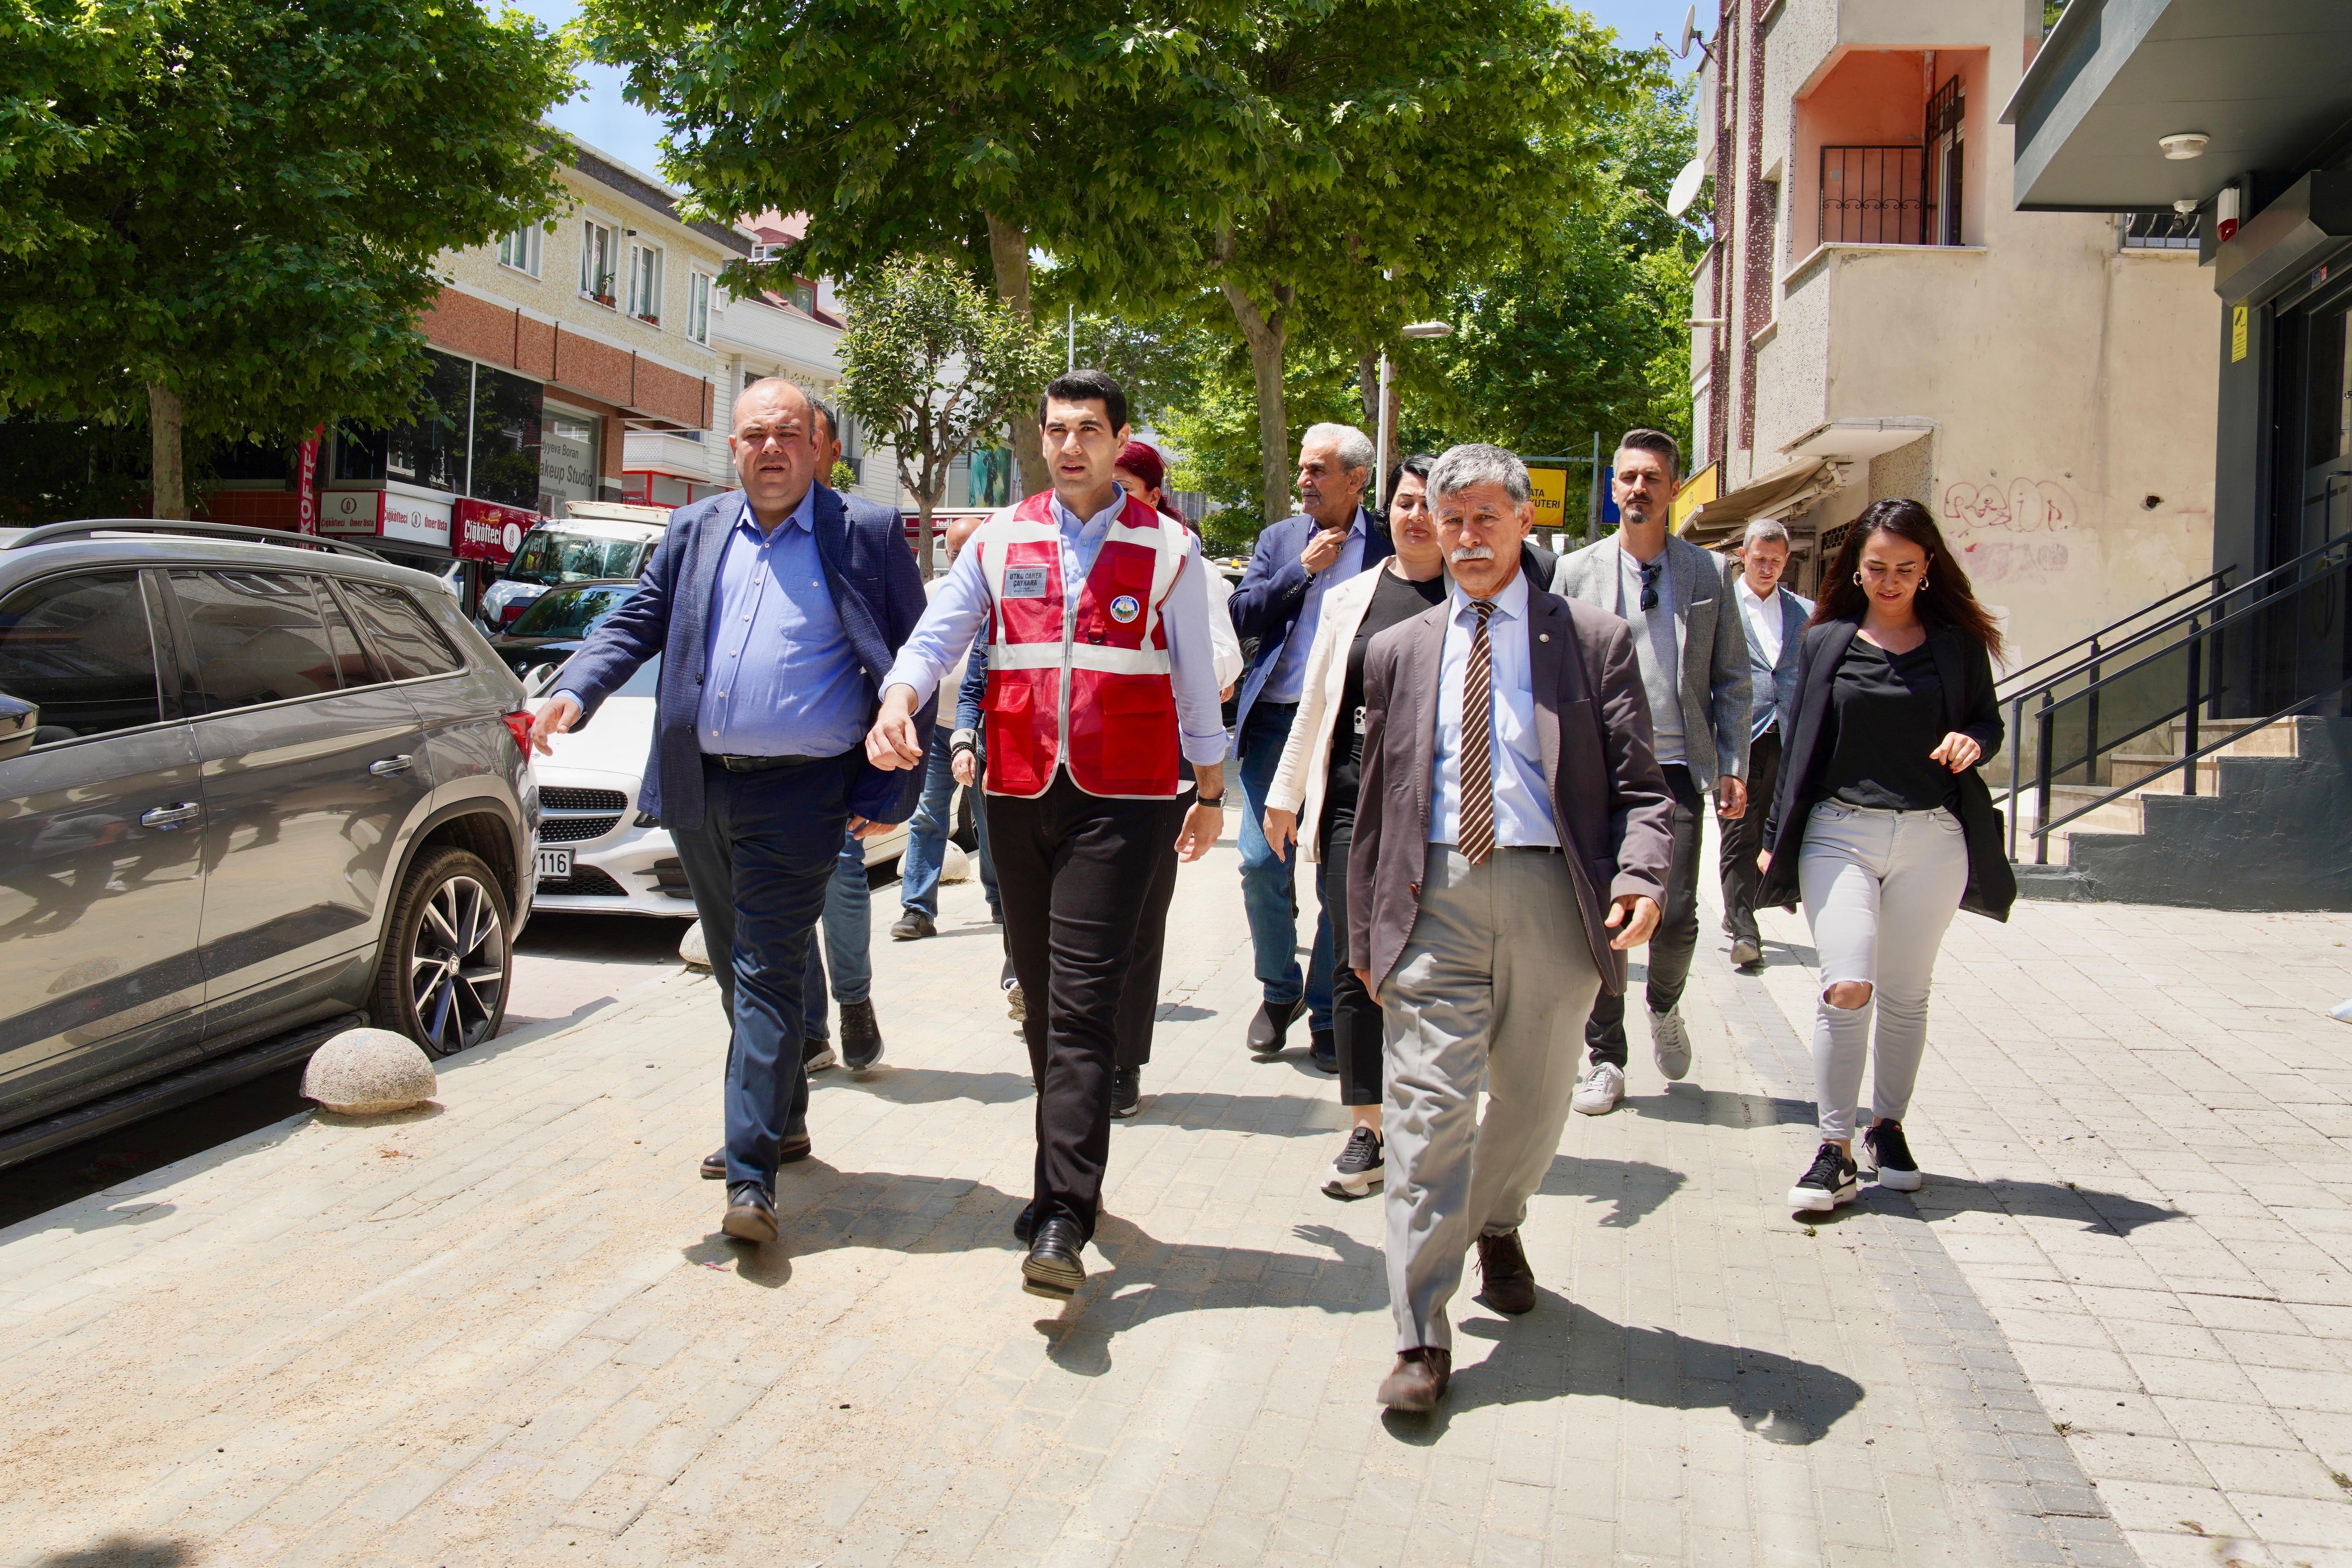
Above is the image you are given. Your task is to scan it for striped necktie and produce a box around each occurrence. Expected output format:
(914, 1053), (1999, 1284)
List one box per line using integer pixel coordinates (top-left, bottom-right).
(1459, 599), (1497, 865)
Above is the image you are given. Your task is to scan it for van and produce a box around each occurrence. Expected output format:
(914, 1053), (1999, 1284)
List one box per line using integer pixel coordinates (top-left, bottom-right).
(477, 503), (672, 632)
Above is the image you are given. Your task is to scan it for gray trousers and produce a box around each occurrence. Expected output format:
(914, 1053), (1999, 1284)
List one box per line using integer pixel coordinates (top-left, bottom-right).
(1380, 844), (1603, 1353)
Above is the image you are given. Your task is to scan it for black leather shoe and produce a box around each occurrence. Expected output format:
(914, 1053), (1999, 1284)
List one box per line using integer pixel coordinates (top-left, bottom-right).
(802, 1035), (836, 1073)
(841, 999), (884, 1074)
(1021, 1217), (1086, 1298)
(1110, 1066), (1142, 1119)
(1247, 998), (1300, 1058)
(701, 1131), (810, 1180)
(1309, 1030), (1337, 1074)
(1013, 1201), (1036, 1244)
(1476, 1228), (1538, 1315)
(890, 910), (935, 941)
(722, 1181), (777, 1244)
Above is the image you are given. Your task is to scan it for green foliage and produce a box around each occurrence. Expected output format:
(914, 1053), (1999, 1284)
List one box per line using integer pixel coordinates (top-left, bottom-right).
(0, 0), (574, 449)
(829, 459), (859, 493)
(1159, 335), (1363, 515)
(1398, 62), (1702, 471)
(836, 255), (1061, 572)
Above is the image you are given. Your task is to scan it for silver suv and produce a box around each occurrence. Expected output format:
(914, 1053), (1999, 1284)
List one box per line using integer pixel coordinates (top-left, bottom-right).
(0, 521), (539, 1165)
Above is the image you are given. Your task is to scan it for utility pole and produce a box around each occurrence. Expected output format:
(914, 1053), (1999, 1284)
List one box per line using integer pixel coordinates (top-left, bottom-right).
(1378, 321), (1455, 507)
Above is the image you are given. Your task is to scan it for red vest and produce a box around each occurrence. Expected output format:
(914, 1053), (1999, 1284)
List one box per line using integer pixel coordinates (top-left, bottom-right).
(975, 491), (1189, 798)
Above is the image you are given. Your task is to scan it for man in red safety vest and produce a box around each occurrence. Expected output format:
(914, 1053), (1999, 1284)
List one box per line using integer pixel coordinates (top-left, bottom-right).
(868, 369), (1229, 1300)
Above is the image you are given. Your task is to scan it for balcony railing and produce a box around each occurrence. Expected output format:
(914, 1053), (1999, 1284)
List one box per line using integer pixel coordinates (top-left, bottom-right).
(1820, 145), (1934, 246)
(2120, 210), (2199, 250)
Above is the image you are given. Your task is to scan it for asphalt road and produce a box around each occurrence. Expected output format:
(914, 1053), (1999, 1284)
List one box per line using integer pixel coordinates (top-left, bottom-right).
(0, 911), (694, 1231)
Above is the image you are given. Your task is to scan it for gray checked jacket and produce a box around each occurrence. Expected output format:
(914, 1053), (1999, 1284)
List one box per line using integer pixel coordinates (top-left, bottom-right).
(1550, 532), (1751, 789)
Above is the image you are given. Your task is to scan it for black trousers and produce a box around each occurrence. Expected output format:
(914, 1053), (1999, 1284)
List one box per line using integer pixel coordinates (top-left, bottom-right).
(988, 774), (1170, 1240)
(1319, 812), (1383, 1107)
(1113, 795), (1191, 1071)
(1585, 763), (1704, 1068)
(1719, 726), (1781, 945)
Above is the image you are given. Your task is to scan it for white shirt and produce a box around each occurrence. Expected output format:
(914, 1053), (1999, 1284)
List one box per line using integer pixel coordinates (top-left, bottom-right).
(1736, 574), (1786, 669)
(1428, 568), (1560, 849)
(1264, 508), (1368, 703)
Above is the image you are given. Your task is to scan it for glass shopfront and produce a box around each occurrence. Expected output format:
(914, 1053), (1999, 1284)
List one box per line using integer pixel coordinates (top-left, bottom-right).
(538, 404), (602, 518)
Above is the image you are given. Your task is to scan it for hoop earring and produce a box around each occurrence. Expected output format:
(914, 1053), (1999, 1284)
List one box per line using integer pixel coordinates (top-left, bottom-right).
(1852, 572), (1864, 586)
(1920, 577), (1929, 590)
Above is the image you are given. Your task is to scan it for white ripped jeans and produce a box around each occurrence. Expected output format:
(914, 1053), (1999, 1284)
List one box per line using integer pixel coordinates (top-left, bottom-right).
(1798, 801), (1968, 1141)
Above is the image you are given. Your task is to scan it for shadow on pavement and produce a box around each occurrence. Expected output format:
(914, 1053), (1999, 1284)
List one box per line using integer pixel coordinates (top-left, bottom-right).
(31, 1538), (198, 1567)
(1538, 1155), (1687, 1228)
(1625, 1084), (1812, 1131)
(1380, 1297), (1864, 1444)
(1913, 1177), (2187, 1236)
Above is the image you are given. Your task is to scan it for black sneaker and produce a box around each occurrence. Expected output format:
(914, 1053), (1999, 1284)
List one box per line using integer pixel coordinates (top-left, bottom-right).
(840, 999), (883, 1074)
(1322, 1127), (1384, 1199)
(1787, 1142), (1860, 1212)
(1110, 1066), (1142, 1119)
(802, 1036), (836, 1073)
(891, 910), (935, 941)
(1865, 1121), (1923, 1192)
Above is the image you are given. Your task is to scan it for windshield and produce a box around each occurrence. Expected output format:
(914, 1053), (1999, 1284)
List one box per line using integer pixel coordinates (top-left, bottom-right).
(505, 530), (650, 586)
(509, 583), (637, 639)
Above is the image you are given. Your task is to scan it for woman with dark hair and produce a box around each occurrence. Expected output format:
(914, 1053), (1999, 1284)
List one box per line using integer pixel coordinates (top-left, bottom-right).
(1262, 453), (1446, 1198)
(1757, 498), (2014, 1211)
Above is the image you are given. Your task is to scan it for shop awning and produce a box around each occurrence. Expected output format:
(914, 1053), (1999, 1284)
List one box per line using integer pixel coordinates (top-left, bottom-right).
(1779, 417), (1936, 463)
(1680, 456), (1845, 548)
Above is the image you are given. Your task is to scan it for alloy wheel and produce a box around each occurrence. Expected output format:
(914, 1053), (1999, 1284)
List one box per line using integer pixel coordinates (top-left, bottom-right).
(408, 874), (507, 1056)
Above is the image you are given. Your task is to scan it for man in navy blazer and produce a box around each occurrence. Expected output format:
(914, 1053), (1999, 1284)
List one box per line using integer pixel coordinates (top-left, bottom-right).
(1227, 424), (1393, 1064)
(530, 377), (930, 1245)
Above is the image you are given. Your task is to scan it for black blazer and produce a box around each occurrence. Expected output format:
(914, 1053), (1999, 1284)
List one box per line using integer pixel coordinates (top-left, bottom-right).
(1758, 617), (2016, 922)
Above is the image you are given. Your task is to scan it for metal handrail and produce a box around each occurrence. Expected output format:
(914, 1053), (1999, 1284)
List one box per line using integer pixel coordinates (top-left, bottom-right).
(1996, 565), (2233, 694)
(1999, 532), (2351, 708)
(2023, 675), (2352, 843)
(2003, 539), (2352, 860)
(2, 519), (387, 561)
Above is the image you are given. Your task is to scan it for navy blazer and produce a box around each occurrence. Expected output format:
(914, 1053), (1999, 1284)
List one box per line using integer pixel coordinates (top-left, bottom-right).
(1228, 511), (1394, 736)
(555, 485), (934, 832)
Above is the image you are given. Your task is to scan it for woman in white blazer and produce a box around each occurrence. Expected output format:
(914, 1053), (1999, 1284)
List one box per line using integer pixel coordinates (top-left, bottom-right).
(1263, 456), (1447, 1199)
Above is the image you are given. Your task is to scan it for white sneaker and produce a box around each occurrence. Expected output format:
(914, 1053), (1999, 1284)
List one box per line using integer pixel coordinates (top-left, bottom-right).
(1322, 1126), (1385, 1198)
(1650, 1008), (1692, 1081)
(1729, 937), (1763, 967)
(1571, 1062), (1624, 1115)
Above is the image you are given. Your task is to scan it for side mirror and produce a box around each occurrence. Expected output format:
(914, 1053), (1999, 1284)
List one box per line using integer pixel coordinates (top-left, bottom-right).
(0, 695), (38, 763)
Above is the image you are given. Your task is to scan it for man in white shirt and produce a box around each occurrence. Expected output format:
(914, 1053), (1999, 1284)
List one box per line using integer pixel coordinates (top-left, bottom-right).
(1723, 517), (1814, 966)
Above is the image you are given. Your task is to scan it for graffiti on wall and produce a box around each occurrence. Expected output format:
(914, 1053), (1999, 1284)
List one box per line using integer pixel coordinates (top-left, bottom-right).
(1941, 477), (2075, 582)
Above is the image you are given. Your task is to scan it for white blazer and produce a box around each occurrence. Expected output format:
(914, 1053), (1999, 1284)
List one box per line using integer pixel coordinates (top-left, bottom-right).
(1262, 563), (1395, 863)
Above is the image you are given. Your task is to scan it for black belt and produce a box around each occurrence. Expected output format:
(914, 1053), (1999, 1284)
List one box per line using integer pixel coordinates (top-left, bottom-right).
(707, 752), (831, 773)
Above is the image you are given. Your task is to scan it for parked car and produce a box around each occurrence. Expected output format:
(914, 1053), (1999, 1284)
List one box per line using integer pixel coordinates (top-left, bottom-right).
(0, 520), (539, 1167)
(490, 580), (943, 917)
(476, 504), (669, 634)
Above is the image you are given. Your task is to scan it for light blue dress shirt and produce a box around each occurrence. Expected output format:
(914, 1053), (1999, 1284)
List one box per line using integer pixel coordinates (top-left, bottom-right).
(1428, 568), (1560, 848)
(884, 491), (1229, 767)
(694, 491), (872, 758)
(1263, 508), (1368, 704)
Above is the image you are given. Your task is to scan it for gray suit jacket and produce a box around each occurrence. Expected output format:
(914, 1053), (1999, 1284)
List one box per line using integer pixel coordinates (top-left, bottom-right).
(1551, 533), (1751, 788)
(1347, 583), (1676, 998)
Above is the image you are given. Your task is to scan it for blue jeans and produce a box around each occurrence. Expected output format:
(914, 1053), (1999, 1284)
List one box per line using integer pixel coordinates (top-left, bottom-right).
(1237, 702), (1333, 1030)
(672, 754), (853, 1185)
(899, 726), (958, 918)
(803, 827), (871, 1041)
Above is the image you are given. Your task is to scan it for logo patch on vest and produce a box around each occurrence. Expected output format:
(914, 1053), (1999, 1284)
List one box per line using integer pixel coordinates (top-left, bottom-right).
(1003, 566), (1050, 599)
(1109, 594), (1141, 624)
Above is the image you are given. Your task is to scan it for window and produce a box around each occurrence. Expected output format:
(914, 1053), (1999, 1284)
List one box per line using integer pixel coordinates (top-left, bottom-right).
(538, 408), (600, 518)
(340, 581), (464, 680)
(469, 362), (544, 508)
(0, 572), (163, 742)
(510, 583), (639, 639)
(687, 271), (712, 344)
(503, 529), (650, 587)
(581, 219), (616, 304)
(627, 242), (662, 323)
(314, 579), (376, 687)
(788, 279), (817, 316)
(497, 225), (543, 277)
(169, 571), (343, 714)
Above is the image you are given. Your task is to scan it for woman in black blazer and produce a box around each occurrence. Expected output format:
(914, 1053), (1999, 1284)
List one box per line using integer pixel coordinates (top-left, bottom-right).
(1757, 498), (2014, 1213)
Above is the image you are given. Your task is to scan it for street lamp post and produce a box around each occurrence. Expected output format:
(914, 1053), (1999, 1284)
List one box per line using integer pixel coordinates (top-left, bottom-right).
(1377, 321), (1454, 509)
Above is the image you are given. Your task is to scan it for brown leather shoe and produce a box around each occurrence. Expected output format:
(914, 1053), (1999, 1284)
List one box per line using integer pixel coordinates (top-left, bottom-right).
(1377, 1347), (1452, 1412)
(1477, 1229), (1538, 1315)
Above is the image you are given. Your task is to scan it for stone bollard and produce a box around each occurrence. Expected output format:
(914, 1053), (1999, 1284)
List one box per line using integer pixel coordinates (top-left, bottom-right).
(680, 919), (711, 970)
(940, 842), (972, 883)
(302, 1027), (437, 1115)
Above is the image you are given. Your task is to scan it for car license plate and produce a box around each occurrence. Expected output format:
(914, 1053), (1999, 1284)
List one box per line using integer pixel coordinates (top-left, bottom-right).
(535, 848), (572, 881)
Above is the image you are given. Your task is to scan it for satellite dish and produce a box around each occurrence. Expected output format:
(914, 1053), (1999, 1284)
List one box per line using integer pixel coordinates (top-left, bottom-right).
(1666, 156), (1706, 218)
(1678, 4), (1702, 58)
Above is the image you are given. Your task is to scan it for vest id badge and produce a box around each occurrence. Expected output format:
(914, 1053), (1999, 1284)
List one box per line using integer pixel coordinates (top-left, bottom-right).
(1109, 594), (1141, 624)
(1003, 565), (1051, 599)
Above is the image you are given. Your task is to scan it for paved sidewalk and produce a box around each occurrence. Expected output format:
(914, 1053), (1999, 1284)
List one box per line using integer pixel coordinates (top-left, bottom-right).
(0, 820), (2346, 1567)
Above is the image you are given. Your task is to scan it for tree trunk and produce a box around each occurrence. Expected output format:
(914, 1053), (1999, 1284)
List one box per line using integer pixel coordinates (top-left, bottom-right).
(1357, 347), (1380, 428)
(148, 384), (186, 520)
(986, 212), (1050, 499)
(1215, 231), (1293, 524)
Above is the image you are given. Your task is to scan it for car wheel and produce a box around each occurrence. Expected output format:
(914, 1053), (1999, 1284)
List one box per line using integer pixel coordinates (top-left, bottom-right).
(371, 846), (513, 1058)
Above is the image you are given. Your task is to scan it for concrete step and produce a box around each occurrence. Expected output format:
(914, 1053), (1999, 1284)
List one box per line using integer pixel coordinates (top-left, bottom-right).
(2108, 752), (2219, 790)
(2162, 716), (2299, 757)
